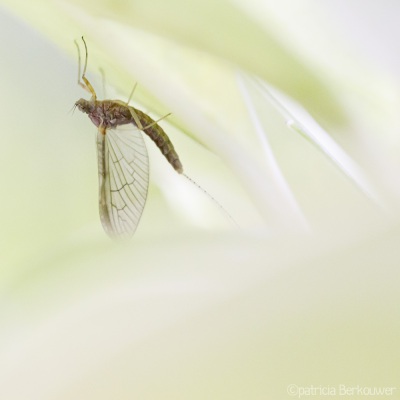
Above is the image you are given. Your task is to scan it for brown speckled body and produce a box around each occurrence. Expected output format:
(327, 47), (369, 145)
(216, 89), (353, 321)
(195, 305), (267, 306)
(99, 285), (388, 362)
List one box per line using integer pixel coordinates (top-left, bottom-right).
(75, 98), (183, 173)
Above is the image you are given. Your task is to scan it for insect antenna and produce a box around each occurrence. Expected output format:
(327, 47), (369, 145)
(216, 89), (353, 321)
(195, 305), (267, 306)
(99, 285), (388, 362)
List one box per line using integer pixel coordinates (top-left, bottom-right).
(68, 103), (78, 115)
(182, 173), (240, 229)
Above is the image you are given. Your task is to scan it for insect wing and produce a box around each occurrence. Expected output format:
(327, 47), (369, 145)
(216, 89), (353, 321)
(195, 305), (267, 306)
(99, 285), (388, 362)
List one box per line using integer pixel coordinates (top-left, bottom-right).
(97, 127), (149, 238)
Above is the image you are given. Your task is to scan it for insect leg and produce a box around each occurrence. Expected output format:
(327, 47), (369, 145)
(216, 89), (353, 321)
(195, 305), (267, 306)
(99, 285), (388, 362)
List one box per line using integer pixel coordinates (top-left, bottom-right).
(125, 83), (170, 130)
(74, 39), (88, 92)
(141, 113), (172, 130)
(126, 83), (138, 105)
(128, 107), (172, 131)
(99, 67), (107, 99)
(128, 107), (145, 130)
(74, 36), (97, 100)
(125, 84), (143, 129)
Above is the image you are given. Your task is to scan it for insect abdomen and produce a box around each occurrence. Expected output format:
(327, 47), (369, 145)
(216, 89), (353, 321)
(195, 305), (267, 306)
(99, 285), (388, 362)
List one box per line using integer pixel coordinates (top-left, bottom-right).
(132, 108), (183, 173)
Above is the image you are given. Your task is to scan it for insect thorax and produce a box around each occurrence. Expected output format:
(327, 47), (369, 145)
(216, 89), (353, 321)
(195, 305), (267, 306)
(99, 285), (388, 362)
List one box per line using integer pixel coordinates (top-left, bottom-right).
(76, 99), (133, 128)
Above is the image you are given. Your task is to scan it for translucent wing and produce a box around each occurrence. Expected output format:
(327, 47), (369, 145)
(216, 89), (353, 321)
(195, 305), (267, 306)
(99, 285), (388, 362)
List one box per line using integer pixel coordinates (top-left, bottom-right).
(96, 127), (149, 238)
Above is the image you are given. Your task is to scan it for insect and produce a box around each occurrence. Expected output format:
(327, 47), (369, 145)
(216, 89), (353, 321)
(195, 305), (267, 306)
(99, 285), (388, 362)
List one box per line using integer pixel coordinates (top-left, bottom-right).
(74, 37), (183, 238)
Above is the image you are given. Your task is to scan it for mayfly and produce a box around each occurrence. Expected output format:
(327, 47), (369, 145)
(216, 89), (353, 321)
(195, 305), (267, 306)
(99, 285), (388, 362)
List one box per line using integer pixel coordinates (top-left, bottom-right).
(74, 37), (183, 238)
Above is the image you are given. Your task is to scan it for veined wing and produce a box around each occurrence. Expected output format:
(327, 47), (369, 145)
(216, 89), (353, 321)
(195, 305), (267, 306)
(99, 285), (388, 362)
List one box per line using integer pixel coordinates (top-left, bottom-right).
(97, 126), (149, 238)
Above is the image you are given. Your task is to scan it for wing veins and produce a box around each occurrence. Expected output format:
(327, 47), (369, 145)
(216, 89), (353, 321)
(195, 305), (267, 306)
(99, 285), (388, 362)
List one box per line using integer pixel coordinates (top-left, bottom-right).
(107, 140), (144, 208)
(99, 128), (149, 237)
